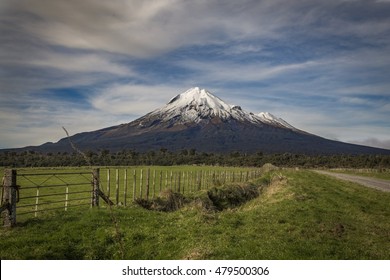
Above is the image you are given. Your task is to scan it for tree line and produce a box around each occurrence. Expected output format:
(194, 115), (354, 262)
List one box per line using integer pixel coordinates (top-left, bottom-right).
(1, 149), (390, 169)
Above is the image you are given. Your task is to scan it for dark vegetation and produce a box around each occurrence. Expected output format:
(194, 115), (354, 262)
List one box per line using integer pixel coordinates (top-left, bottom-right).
(135, 182), (262, 212)
(1, 149), (390, 168)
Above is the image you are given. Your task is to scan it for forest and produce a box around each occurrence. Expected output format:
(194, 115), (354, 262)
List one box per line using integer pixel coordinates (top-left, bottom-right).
(1, 148), (389, 169)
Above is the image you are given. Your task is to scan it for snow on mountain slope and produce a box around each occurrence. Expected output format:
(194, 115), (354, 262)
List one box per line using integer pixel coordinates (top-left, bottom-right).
(141, 87), (297, 131)
(256, 112), (297, 130)
(146, 87), (245, 123)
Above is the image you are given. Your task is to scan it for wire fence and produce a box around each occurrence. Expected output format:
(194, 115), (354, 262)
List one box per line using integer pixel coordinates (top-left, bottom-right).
(100, 167), (261, 205)
(1, 166), (262, 226)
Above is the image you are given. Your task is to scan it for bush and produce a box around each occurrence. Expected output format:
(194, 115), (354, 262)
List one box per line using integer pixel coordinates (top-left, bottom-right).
(207, 183), (260, 211)
(135, 189), (185, 212)
(136, 183), (262, 212)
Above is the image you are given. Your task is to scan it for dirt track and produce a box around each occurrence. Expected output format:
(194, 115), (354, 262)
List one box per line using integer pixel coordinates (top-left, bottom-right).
(314, 170), (390, 193)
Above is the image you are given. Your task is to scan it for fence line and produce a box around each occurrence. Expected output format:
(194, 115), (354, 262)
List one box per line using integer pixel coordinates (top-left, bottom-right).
(1, 167), (262, 227)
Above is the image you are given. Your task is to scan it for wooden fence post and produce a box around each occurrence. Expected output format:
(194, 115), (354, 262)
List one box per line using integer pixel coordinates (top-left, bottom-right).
(173, 172), (177, 192)
(2, 169), (17, 227)
(107, 169), (111, 198)
(165, 171), (168, 189)
(186, 171), (189, 192)
(146, 168), (150, 200)
(92, 168), (100, 207)
(124, 169), (127, 206)
(65, 185), (69, 211)
(115, 169), (119, 205)
(182, 172), (185, 194)
(197, 171), (201, 191)
(169, 171), (173, 190)
(189, 171), (193, 192)
(177, 172), (181, 193)
(206, 171), (209, 189)
(159, 170), (163, 193)
(140, 169), (143, 199)
(152, 170), (156, 199)
(133, 169), (137, 201)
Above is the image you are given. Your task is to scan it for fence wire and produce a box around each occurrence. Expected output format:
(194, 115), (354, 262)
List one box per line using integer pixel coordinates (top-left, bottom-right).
(10, 167), (261, 221)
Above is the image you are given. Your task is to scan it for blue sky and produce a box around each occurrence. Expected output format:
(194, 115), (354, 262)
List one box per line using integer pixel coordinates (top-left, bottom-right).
(1, 0), (390, 149)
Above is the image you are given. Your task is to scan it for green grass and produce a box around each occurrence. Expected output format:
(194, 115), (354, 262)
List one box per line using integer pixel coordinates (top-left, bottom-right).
(1, 169), (389, 259)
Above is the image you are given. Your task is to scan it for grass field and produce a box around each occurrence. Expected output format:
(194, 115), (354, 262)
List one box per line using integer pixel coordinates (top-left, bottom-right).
(0, 168), (389, 259)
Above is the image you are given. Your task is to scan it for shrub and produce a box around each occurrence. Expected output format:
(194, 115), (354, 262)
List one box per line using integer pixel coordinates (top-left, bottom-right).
(135, 189), (185, 212)
(207, 183), (260, 211)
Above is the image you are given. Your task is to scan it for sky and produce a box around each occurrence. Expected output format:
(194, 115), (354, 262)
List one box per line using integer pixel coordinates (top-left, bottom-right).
(1, 0), (390, 150)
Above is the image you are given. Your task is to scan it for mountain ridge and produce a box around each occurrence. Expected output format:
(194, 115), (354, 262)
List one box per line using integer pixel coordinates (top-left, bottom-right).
(3, 87), (390, 155)
(144, 87), (298, 130)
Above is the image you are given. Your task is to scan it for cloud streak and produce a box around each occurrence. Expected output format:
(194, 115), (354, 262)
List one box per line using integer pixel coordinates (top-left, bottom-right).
(90, 84), (183, 116)
(1, 0), (390, 150)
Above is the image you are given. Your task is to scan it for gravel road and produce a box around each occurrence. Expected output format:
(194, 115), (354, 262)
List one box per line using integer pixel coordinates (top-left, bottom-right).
(314, 170), (390, 193)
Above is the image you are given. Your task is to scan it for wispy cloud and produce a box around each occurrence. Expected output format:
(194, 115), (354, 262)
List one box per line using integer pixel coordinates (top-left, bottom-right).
(0, 101), (113, 149)
(177, 59), (321, 84)
(90, 84), (184, 116)
(27, 53), (133, 76)
(351, 138), (390, 150)
(1, 0), (390, 149)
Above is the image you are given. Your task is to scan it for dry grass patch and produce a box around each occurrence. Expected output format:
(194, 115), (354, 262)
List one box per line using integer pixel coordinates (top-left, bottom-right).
(261, 172), (292, 203)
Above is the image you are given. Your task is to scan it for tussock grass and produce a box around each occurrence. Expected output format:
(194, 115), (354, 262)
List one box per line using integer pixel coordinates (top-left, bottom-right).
(1, 170), (389, 260)
(135, 182), (262, 212)
(135, 189), (186, 212)
(207, 183), (261, 211)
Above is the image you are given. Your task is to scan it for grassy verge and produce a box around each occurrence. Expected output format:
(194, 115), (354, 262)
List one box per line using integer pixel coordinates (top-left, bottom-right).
(328, 168), (390, 180)
(1, 170), (389, 259)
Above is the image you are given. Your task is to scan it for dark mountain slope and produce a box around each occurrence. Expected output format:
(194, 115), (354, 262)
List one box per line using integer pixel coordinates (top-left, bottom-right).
(6, 87), (390, 155)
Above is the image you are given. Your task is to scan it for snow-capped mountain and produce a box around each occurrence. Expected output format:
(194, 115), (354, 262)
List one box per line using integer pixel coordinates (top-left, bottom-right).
(152, 87), (237, 122)
(138, 87), (297, 131)
(17, 87), (390, 155)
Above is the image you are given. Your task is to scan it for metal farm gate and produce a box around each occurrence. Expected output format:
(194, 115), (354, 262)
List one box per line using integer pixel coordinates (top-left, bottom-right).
(1, 169), (106, 227)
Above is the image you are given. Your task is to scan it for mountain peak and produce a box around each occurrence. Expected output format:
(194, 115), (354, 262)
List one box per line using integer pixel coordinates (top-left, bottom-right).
(153, 87), (236, 123)
(167, 87), (230, 111)
(139, 87), (298, 131)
